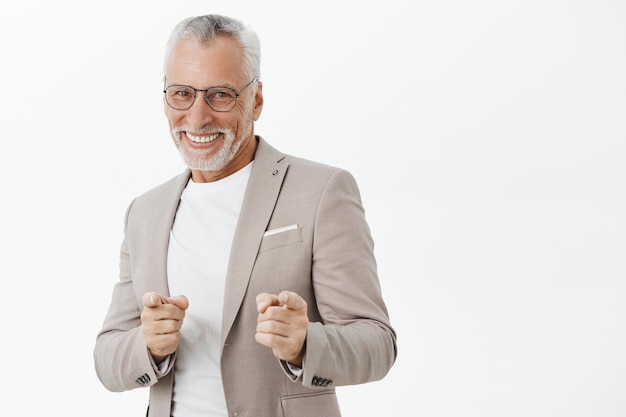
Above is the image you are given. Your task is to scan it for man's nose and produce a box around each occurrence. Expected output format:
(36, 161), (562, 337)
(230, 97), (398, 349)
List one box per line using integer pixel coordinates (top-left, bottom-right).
(186, 94), (216, 127)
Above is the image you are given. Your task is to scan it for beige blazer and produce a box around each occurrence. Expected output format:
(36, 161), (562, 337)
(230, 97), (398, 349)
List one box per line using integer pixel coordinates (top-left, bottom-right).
(94, 137), (397, 417)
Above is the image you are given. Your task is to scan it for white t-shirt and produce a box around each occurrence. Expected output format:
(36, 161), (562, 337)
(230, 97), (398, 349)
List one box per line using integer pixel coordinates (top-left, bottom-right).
(167, 163), (252, 417)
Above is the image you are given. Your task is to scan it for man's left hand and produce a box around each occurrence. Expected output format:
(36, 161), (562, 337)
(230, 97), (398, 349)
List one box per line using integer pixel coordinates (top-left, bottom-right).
(255, 291), (308, 366)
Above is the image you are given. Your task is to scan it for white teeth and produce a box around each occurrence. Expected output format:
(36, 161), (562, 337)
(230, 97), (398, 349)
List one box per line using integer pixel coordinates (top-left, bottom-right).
(187, 132), (219, 143)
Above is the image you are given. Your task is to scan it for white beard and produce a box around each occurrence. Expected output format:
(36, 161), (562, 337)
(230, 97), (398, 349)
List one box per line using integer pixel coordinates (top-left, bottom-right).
(171, 115), (253, 172)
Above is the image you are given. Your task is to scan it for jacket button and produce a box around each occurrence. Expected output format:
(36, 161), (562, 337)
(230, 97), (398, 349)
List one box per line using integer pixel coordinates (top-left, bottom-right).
(135, 373), (151, 386)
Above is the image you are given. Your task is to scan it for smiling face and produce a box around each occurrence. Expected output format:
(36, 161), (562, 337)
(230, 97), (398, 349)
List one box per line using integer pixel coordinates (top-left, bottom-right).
(164, 36), (263, 182)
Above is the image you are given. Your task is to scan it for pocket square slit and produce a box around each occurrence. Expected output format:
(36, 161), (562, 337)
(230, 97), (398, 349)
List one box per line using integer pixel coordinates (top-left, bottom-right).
(264, 224), (299, 237)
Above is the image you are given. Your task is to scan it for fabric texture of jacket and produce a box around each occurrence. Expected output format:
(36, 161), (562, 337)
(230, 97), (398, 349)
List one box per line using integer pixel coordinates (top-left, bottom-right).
(94, 137), (397, 417)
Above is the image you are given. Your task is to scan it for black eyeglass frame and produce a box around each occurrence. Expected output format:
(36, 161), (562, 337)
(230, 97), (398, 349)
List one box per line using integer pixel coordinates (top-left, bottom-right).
(163, 78), (259, 112)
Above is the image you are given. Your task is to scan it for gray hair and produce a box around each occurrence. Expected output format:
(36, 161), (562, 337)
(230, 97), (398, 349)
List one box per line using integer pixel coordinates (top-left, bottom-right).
(163, 14), (261, 80)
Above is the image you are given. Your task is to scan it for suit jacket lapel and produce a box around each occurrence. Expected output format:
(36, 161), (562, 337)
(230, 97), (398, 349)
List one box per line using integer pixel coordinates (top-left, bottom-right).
(221, 137), (288, 347)
(149, 169), (191, 297)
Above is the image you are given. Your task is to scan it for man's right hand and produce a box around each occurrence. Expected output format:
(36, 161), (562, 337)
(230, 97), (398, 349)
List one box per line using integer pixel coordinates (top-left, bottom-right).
(141, 292), (189, 363)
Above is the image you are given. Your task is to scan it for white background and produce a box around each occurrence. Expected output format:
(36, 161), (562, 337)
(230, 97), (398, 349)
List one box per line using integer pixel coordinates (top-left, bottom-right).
(1, 0), (625, 416)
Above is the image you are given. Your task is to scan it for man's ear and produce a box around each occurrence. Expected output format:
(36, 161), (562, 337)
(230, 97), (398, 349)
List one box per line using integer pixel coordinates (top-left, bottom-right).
(253, 81), (264, 121)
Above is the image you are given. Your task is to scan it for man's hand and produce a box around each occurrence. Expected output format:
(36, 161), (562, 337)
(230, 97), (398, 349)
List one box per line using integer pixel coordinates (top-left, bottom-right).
(140, 292), (189, 363)
(255, 291), (308, 366)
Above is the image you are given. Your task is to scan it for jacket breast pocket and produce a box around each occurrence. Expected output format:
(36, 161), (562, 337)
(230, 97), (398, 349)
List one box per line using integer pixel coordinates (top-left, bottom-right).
(259, 225), (303, 252)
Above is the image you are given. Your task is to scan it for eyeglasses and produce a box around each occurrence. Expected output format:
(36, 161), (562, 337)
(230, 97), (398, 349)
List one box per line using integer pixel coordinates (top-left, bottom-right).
(163, 78), (258, 112)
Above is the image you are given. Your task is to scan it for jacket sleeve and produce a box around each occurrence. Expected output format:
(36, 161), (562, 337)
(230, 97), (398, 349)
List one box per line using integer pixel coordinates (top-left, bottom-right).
(300, 169), (398, 388)
(93, 200), (173, 392)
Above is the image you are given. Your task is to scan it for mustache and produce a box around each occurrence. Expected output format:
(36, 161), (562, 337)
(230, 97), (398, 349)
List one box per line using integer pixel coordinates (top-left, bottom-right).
(172, 126), (231, 135)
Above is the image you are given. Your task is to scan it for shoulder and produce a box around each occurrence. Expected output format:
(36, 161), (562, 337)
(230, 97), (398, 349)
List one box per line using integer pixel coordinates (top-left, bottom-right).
(126, 170), (190, 218)
(255, 140), (361, 209)
(282, 153), (359, 198)
(256, 136), (352, 185)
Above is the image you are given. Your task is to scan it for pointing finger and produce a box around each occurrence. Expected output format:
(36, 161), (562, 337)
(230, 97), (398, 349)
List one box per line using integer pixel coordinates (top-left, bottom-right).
(143, 292), (164, 308)
(278, 291), (307, 312)
(169, 295), (189, 310)
(256, 293), (279, 313)
(143, 292), (189, 310)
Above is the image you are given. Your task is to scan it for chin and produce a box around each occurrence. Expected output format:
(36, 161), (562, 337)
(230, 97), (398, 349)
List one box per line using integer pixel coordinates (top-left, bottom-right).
(179, 147), (232, 171)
